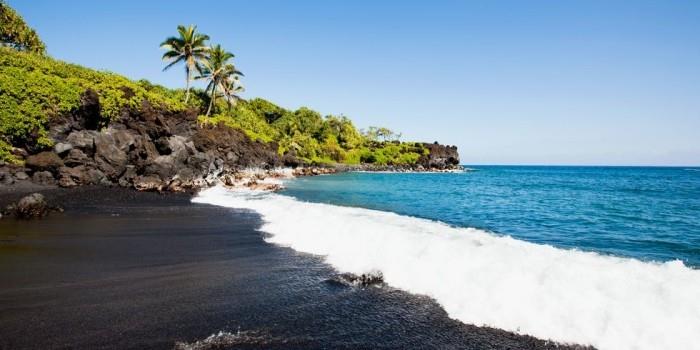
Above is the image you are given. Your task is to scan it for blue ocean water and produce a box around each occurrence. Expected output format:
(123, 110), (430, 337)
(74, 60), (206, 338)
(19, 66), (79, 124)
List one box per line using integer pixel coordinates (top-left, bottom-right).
(281, 166), (700, 267)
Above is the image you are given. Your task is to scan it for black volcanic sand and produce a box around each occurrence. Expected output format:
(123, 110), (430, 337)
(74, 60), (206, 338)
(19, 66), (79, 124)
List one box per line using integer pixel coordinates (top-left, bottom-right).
(0, 187), (591, 350)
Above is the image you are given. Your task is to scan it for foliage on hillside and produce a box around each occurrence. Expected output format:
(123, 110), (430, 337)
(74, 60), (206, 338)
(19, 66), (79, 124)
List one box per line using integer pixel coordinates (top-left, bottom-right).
(0, 47), (193, 158)
(0, 0), (45, 54)
(0, 48), (425, 165)
(200, 98), (426, 165)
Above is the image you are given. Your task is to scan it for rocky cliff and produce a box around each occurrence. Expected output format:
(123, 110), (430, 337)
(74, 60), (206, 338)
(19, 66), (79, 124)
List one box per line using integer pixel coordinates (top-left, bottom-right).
(418, 142), (460, 169)
(0, 89), (461, 192)
(2, 89), (287, 192)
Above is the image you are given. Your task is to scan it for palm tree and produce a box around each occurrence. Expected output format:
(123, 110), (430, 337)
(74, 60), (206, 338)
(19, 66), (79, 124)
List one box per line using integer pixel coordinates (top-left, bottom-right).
(197, 44), (243, 116)
(221, 74), (245, 110)
(160, 25), (210, 103)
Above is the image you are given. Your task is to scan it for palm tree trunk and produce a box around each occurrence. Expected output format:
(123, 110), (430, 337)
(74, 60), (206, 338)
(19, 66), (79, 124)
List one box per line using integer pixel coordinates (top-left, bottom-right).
(184, 67), (191, 103)
(206, 91), (215, 116)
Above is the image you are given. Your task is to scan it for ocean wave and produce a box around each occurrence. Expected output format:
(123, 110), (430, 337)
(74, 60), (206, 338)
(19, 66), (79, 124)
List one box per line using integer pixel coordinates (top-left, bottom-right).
(173, 329), (304, 350)
(194, 186), (700, 350)
(174, 331), (263, 350)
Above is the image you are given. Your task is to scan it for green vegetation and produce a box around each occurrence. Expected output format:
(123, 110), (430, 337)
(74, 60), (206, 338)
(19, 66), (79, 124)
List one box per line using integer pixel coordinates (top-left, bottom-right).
(0, 0), (45, 54)
(197, 44), (244, 116)
(0, 47), (189, 161)
(0, 45), (424, 165)
(199, 99), (426, 165)
(0, 4), (426, 166)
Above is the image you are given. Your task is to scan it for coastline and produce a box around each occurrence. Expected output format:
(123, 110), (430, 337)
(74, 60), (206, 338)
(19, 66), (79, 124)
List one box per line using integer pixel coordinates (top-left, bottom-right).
(0, 185), (591, 350)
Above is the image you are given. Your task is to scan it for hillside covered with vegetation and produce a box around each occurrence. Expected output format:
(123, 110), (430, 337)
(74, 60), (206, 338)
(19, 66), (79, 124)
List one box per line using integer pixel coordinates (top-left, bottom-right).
(0, 1), (429, 166)
(0, 48), (427, 165)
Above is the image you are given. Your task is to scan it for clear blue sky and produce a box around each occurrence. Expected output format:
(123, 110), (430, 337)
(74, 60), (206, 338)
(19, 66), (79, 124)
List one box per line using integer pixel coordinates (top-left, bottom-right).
(12, 0), (700, 165)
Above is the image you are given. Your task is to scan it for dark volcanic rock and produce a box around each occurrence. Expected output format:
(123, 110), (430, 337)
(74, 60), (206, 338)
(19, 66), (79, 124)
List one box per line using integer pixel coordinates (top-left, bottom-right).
(63, 148), (91, 167)
(77, 88), (104, 130)
(0, 167), (13, 185)
(418, 142), (460, 169)
(192, 123), (281, 169)
(66, 130), (97, 153)
(133, 175), (164, 192)
(25, 152), (64, 173)
(13, 171), (29, 181)
(330, 272), (385, 287)
(32, 171), (56, 185)
(3, 193), (59, 219)
(93, 131), (128, 179)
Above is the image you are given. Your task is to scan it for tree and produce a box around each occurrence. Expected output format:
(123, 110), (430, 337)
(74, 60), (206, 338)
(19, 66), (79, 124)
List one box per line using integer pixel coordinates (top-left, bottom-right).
(160, 25), (210, 103)
(248, 98), (288, 123)
(363, 126), (401, 142)
(0, 1), (46, 54)
(197, 44), (243, 116)
(221, 74), (245, 110)
(321, 115), (363, 149)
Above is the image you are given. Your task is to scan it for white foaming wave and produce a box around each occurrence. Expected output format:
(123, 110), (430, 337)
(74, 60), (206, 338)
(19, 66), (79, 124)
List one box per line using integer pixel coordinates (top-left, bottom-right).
(194, 186), (700, 350)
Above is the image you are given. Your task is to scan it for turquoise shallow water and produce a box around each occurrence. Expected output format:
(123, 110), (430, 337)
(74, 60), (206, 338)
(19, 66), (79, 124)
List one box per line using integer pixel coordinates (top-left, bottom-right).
(281, 166), (700, 267)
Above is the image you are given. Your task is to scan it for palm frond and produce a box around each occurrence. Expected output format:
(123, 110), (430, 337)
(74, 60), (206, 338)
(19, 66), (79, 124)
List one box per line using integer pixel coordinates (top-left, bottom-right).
(162, 56), (185, 71)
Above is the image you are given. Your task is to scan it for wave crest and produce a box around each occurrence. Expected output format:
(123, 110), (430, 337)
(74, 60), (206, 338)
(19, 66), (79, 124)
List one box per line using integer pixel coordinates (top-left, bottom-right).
(194, 186), (700, 350)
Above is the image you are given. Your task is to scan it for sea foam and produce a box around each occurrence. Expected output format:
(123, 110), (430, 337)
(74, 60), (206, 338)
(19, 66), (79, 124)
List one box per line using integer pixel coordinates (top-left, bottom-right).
(194, 186), (700, 350)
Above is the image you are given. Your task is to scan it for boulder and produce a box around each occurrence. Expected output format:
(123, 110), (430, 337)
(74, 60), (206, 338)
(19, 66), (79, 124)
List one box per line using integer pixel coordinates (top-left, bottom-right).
(333, 272), (385, 287)
(93, 132), (128, 179)
(167, 135), (195, 162)
(25, 152), (64, 173)
(14, 171), (29, 181)
(86, 168), (110, 186)
(118, 165), (137, 188)
(133, 175), (164, 192)
(144, 155), (177, 181)
(167, 168), (196, 192)
(58, 166), (87, 184)
(109, 129), (136, 152)
(66, 130), (97, 151)
(63, 148), (91, 167)
(32, 171), (56, 186)
(0, 167), (13, 185)
(54, 142), (73, 155)
(58, 176), (77, 188)
(128, 136), (159, 167)
(186, 152), (214, 175)
(5, 193), (53, 219)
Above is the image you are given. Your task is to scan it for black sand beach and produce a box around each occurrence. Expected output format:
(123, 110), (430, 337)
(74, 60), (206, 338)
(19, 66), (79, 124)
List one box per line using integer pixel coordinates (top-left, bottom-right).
(0, 188), (587, 349)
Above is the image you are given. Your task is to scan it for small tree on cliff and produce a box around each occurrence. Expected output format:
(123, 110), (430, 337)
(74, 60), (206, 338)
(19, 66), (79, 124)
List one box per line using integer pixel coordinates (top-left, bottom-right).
(197, 44), (243, 116)
(0, 0), (46, 54)
(160, 25), (210, 103)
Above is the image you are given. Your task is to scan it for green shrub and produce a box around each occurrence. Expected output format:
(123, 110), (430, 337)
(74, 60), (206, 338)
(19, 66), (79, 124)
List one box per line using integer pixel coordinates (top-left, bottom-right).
(0, 1), (46, 54)
(199, 103), (278, 143)
(0, 48), (428, 166)
(247, 98), (288, 123)
(0, 139), (20, 164)
(0, 48), (190, 161)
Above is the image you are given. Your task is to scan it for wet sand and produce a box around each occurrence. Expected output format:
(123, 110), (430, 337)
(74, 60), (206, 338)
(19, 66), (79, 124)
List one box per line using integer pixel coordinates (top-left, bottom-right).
(0, 187), (589, 349)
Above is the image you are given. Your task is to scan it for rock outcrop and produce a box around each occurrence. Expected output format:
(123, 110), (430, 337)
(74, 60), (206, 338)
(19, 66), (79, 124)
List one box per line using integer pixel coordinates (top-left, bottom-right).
(1, 89), (462, 193)
(417, 142), (460, 170)
(2, 193), (61, 219)
(20, 90), (288, 192)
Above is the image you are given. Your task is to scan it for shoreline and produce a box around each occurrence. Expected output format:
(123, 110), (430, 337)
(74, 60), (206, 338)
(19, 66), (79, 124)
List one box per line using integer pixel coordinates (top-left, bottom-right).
(1, 163), (464, 207)
(0, 186), (591, 350)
